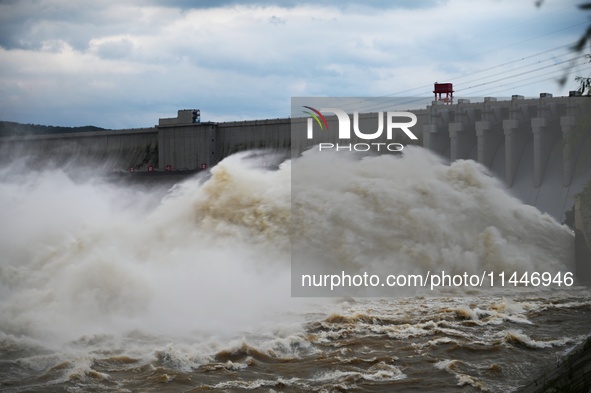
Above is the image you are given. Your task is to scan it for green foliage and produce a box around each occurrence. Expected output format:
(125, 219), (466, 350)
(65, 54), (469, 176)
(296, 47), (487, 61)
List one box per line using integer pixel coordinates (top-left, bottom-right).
(541, 1), (591, 94)
(574, 75), (591, 96)
(572, 3), (591, 95)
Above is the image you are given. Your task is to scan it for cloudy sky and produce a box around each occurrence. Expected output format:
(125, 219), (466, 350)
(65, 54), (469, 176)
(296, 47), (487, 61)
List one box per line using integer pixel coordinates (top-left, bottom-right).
(0, 0), (589, 129)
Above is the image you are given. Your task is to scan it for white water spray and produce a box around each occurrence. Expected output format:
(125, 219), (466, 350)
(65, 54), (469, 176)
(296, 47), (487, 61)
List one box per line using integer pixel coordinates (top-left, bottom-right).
(0, 147), (573, 347)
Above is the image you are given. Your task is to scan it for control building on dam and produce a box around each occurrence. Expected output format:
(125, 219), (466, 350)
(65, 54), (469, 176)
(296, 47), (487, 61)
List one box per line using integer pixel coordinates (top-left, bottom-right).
(0, 95), (590, 223)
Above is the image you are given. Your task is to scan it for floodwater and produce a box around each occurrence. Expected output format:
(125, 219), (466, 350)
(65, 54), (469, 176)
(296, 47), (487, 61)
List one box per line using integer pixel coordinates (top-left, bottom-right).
(0, 148), (588, 392)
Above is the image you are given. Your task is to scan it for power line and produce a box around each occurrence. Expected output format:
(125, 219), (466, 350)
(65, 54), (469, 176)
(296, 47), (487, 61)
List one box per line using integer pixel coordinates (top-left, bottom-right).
(455, 54), (586, 93)
(379, 19), (589, 95)
(379, 21), (587, 98)
(370, 43), (572, 99)
(453, 48), (573, 88)
(349, 42), (584, 112)
(318, 12), (589, 114)
(478, 64), (591, 96)
(341, 57), (587, 113)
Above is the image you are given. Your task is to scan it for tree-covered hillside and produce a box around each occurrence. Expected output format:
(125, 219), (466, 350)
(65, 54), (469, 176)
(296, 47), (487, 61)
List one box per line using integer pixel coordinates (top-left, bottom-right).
(0, 121), (106, 137)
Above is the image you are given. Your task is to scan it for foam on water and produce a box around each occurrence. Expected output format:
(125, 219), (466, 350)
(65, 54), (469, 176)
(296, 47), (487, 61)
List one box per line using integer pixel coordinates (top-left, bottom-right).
(292, 147), (573, 283)
(312, 363), (406, 383)
(0, 146), (580, 389)
(501, 329), (575, 349)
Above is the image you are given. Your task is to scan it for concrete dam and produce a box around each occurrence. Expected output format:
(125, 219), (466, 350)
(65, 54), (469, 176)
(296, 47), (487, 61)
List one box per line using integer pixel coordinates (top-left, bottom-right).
(0, 95), (590, 223)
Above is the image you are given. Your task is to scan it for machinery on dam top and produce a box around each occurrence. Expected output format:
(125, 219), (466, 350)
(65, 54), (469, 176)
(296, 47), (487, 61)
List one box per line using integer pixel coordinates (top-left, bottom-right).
(158, 109), (201, 126)
(433, 82), (454, 104)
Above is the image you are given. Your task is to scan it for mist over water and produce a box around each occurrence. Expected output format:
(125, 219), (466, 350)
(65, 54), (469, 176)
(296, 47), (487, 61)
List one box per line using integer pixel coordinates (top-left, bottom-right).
(0, 147), (575, 339)
(0, 155), (298, 345)
(0, 147), (583, 392)
(292, 146), (573, 296)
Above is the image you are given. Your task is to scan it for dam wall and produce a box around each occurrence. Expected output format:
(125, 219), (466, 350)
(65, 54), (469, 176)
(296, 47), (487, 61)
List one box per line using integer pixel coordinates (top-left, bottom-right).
(0, 127), (158, 171)
(423, 95), (591, 222)
(155, 118), (291, 171)
(216, 118), (291, 164)
(157, 122), (216, 171)
(0, 96), (590, 223)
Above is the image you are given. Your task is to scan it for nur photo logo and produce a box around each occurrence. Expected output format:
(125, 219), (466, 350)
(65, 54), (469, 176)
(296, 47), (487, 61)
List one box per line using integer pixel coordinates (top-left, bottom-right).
(301, 105), (418, 152)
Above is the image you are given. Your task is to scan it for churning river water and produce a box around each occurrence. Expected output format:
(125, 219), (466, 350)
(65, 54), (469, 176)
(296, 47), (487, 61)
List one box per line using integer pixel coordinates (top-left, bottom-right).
(0, 148), (589, 392)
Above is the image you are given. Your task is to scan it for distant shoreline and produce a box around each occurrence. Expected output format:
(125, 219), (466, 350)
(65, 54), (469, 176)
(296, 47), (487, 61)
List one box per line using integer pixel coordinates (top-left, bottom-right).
(0, 120), (107, 137)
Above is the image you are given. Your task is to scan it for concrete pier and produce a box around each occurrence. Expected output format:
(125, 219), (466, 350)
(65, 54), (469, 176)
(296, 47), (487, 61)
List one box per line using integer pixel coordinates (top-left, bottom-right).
(575, 186), (591, 285)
